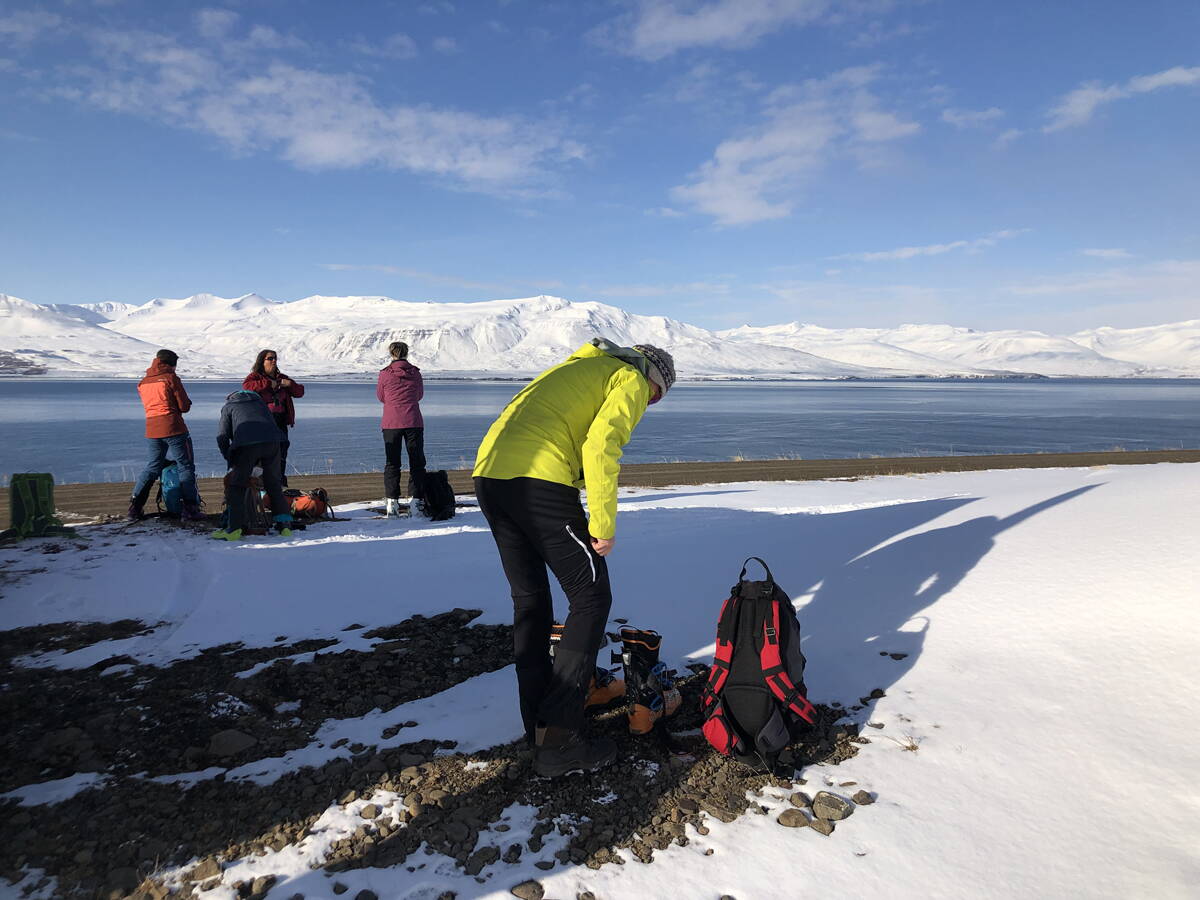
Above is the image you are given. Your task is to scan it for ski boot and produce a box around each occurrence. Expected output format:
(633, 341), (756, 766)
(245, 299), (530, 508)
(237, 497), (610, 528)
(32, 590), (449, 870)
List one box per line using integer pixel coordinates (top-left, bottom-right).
(549, 623), (626, 710)
(272, 513), (294, 537)
(614, 627), (681, 734)
(211, 528), (242, 541)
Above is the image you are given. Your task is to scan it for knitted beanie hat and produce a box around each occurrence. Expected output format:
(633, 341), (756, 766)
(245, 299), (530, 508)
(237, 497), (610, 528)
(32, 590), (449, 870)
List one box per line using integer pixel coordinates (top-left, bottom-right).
(633, 344), (676, 396)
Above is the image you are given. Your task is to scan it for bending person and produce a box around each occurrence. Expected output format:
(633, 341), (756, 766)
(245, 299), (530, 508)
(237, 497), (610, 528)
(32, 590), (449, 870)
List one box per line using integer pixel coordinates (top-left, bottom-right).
(376, 341), (427, 517)
(129, 349), (203, 521)
(243, 349), (304, 485)
(214, 390), (293, 541)
(473, 338), (675, 777)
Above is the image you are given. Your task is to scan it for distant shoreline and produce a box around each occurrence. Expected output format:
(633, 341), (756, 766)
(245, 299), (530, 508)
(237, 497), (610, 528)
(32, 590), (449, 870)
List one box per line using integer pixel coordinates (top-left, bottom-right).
(3, 448), (1197, 529)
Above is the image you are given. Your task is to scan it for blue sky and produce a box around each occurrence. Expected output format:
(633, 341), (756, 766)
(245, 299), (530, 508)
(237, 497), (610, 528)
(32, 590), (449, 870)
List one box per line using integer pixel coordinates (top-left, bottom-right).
(1, 0), (1197, 331)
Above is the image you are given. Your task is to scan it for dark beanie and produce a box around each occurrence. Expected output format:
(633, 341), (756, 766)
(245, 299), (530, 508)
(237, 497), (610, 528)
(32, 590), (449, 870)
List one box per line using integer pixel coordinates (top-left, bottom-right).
(633, 344), (676, 395)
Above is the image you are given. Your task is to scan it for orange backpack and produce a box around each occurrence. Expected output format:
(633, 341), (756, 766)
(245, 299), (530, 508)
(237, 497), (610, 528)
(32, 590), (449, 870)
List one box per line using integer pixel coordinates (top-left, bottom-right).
(264, 487), (334, 520)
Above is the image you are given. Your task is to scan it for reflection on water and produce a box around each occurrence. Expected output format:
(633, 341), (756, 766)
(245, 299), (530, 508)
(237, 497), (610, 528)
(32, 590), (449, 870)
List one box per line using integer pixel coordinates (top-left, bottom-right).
(0, 379), (1196, 485)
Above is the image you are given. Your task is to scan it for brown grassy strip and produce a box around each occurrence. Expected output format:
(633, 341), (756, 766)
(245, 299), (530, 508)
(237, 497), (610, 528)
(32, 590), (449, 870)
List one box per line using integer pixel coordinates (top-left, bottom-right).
(1, 448), (1197, 529)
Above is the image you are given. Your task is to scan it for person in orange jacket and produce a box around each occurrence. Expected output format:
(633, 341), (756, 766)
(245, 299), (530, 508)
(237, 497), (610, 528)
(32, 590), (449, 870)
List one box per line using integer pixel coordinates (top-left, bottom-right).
(129, 349), (203, 521)
(243, 349), (305, 485)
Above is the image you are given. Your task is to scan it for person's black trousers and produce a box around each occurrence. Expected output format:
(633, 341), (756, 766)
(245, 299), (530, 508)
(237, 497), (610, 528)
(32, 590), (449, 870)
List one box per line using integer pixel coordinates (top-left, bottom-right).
(278, 437), (290, 486)
(272, 414), (291, 487)
(383, 427), (427, 499)
(225, 442), (287, 531)
(474, 476), (613, 743)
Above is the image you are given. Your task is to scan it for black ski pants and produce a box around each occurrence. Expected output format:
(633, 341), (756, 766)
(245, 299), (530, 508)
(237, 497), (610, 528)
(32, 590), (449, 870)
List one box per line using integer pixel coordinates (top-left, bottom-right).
(383, 427), (427, 499)
(225, 442), (287, 532)
(474, 476), (612, 743)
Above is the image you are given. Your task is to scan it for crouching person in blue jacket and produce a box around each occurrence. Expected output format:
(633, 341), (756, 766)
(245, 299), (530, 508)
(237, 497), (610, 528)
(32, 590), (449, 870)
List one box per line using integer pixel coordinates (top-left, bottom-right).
(214, 390), (293, 540)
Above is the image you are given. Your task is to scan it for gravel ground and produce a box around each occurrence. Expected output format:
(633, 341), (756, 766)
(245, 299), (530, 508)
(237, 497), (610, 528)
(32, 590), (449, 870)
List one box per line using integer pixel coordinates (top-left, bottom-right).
(1, 526), (877, 899)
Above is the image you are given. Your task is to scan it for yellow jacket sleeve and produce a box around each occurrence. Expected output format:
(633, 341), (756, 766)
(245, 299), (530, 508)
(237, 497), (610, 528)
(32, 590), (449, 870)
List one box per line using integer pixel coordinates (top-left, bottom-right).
(581, 368), (649, 539)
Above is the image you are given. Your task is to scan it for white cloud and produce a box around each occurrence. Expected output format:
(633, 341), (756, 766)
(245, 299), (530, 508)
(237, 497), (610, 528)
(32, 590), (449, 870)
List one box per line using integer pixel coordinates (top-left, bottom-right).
(1006, 259), (1200, 328)
(0, 127), (43, 141)
(242, 25), (306, 51)
(670, 66), (918, 226)
(432, 36), (458, 54)
(350, 32), (418, 59)
(645, 206), (686, 218)
(320, 263), (563, 294)
(1044, 65), (1200, 132)
(582, 281), (732, 298)
(833, 229), (1026, 262)
(44, 25), (582, 193)
(600, 0), (832, 61)
(194, 9), (239, 40)
(753, 278), (955, 327)
(941, 106), (1004, 129)
(994, 128), (1023, 148)
(1082, 248), (1132, 259)
(319, 264), (503, 292)
(0, 10), (62, 44)
(849, 21), (922, 49)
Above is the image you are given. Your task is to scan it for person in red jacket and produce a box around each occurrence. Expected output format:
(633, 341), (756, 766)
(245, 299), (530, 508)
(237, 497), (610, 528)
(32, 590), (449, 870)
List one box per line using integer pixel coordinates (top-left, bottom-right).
(243, 349), (305, 486)
(376, 341), (426, 517)
(129, 349), (204, 521)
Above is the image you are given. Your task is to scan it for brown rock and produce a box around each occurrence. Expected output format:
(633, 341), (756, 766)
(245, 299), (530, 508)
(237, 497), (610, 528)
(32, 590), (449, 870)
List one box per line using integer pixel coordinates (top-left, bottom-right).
(776, 808), (810, 828)
(852, 790), (876, 805)
(812, 791), (854, 821)
(190, 859), (221, 881)
(511, 880), (545, 900)
(809, 818), (834, 836)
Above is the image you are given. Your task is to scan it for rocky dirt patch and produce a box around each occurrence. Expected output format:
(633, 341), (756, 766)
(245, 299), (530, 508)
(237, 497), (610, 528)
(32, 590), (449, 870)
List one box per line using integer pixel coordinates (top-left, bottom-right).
(0, 609), (511, 791)
(1, 618), (877, 899)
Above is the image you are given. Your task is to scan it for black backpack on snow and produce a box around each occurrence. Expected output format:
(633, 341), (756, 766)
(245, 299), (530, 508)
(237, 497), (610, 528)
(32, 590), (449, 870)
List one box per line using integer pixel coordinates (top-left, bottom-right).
(701, 557), (816, 771)
(416, 470), (456, 521)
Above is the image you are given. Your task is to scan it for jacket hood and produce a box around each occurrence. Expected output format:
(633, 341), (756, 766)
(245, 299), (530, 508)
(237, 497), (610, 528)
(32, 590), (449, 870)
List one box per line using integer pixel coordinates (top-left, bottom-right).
(383, 359), (420, 375)
(574, 339), (654, 383)
(145, 359), (176, 377)
(224, 389), (265, 404)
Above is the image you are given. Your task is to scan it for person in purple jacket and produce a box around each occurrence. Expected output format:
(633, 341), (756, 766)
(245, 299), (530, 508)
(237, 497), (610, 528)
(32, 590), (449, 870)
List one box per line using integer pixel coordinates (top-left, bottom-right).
(377, 341), (427, 517)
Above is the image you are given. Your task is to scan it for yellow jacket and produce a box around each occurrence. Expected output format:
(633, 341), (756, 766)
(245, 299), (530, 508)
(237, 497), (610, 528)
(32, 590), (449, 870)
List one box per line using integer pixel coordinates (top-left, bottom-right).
(473, 342), (651, 539)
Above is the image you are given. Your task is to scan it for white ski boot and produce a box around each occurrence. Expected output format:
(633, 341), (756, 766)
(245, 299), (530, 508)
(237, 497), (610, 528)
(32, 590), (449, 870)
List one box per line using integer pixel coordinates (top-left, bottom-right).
(385, 498), (402, 518)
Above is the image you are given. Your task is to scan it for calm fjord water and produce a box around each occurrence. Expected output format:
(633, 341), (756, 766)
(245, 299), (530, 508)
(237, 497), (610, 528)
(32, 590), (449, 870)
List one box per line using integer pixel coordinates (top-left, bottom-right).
(0, 379), (1196, 486)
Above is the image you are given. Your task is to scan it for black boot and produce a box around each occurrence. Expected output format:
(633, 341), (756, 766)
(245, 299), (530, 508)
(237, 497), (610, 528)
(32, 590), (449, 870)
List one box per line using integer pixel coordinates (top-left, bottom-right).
(618, 628), (681, 734)
(533, 726), (617, 777)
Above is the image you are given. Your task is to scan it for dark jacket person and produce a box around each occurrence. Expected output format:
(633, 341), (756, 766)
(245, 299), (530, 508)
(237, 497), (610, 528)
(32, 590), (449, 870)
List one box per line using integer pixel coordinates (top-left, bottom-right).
(215, 390), (291, 539)
(243, 349), (305, 485)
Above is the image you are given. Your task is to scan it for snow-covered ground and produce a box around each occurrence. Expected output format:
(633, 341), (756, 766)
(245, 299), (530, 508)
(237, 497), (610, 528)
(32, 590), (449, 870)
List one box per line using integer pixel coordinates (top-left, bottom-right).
(2, 463), (1198, 898)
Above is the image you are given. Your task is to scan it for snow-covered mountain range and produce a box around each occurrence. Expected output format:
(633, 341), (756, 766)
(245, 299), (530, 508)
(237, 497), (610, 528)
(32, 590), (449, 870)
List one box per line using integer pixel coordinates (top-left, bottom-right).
(1, 291), (1197, 379)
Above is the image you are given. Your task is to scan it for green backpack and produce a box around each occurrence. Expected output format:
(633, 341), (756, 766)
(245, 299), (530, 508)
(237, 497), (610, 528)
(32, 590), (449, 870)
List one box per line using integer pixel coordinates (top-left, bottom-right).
(7, 473), (71, 540)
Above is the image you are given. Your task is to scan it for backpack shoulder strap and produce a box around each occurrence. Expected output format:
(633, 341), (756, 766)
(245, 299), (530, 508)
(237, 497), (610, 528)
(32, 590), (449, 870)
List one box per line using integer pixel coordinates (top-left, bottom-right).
(758, 595), (816, 724)
(701, 592), (739, 711)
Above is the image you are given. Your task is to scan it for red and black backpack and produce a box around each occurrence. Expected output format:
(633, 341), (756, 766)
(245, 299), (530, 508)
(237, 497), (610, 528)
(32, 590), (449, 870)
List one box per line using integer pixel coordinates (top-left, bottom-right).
(701, 557), (816, 770)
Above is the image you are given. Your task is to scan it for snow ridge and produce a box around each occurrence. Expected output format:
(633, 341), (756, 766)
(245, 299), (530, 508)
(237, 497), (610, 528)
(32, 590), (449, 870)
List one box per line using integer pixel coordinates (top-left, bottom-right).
(1, 291), (1196, 378)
